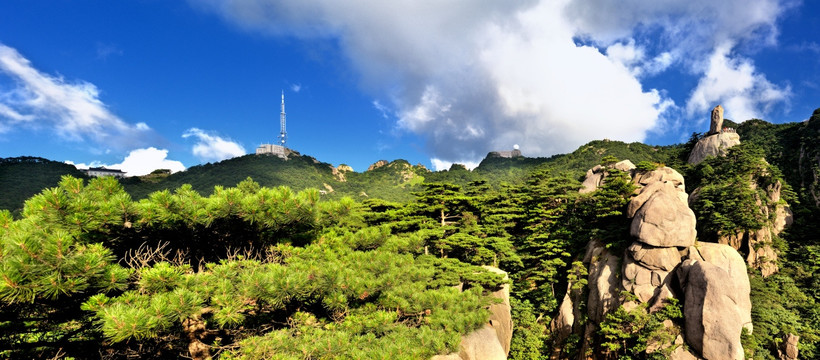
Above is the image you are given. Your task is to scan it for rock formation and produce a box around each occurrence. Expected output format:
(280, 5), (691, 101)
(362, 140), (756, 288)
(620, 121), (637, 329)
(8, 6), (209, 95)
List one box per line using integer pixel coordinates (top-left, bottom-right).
(705, 180), (792, 277)
(709, 105), (724, 135)
(580, 160), (636, 194)
(367, 160), (389, 171)
(331, 164), (353, 182)
(778, 333), (800, 360)
(687, 133), (741, 165)
(432, 266), (512, 360)
(580, 165), (606, 194)
(679, 243), (752, 360)
(556, 162), (753, 360)
(688, 105), (740, 165)
(629, 168), (696, 248)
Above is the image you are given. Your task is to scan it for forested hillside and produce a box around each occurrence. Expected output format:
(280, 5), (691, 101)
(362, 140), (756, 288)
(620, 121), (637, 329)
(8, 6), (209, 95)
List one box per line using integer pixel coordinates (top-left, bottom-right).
(0, 157), (88, 215)
(1, 111), (818, 359)
(1, 140), (679, 215)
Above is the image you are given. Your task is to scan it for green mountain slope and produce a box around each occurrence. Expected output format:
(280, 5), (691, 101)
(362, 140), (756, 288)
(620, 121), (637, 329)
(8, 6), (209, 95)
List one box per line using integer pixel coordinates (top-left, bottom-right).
(0, 139), (683, 214)
(2, 109), (819, 359)
(0, 157), (87, 215)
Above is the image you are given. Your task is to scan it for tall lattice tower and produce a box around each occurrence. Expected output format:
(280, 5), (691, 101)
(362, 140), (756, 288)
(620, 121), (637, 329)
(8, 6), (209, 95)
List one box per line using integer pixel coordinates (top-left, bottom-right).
(278, 91), (287, 146)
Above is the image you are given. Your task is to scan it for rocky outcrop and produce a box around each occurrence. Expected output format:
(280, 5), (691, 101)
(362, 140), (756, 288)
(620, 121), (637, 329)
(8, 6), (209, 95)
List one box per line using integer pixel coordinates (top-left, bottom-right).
(367, 160), (389, 171)
(566, 157), (757, 359)
(549, 280), (582, 357)
(632, 166), (686, 190)
(630, 189), (696, 247)
(627, 242), (682, 272)
(580, 160), (636, 194)
(614, 159), (636, 173)
(585, 241), (621, 323)
(778, 333), (799, 360)
(483, 266), (513, 355)
(679, 243), (752, 360)
(622, 250), (672, 303)
(629, 168), (696, 248)
(714, 180), (792, 277)
(580, 165), (606, 194)
(709, 105), (724, 135)
(621, 167), (696, 309)
(331, 164), (353, 182)
(689, 105), (740, 165)
(432, 267), (511, 360)
(688, 132), (741, 165)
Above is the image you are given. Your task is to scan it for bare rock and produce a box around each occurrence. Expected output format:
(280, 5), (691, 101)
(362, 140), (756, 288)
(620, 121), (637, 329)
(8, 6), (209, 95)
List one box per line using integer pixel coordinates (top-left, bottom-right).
(717, 231), (744, 250)
(580, 165), (605, 194)
(670, 344), (702, 360)
(688, 187), (702, 206)
(628, 181), (669, 218)
(433, 267), (512, 360)
(367, 160), (389, 171)
(585, 241), (621, 323)
(709, 105), (724, 135)
(720, 227), (780, 277)
(482, 266), (512, 355)
(687, 132), (741, 165)
(767, 180), (782, 203)
(778, 333), (799, 360)
(678, 243), (752, 360)
(622, 251), (671, 303)
(430, 325), (507, 360)
(630, 189), (697, 247)
(330, 165), (350, 182)
(614, 159), (636, 173)
(773, 205), (794, 235)
(632, 166), (686, 190)
(622, 254), (654, 303)
(580, 161), (638, 194)
(550, 287), (575, 348)
(458, 325), (508, 360)
(746, 228), (779, 277)
(628, 242), (682, 271)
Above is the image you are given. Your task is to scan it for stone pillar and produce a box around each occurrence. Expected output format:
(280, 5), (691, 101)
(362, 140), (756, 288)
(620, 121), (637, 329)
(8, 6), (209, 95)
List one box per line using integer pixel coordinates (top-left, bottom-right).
(709, 105), (724, 134)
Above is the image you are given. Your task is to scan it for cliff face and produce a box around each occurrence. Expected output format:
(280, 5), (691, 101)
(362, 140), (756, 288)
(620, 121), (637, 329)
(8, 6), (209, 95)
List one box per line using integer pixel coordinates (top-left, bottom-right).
(687, 132), (740, 165)
(560, 165), (753, 360)
(553, 107), (799, 359)
(688, 104), (740, 165)
(432, 267), (512, 360)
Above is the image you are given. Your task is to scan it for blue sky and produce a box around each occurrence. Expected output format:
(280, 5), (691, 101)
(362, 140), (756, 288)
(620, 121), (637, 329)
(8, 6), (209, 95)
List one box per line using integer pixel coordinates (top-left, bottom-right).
(1, 0), (818, 175)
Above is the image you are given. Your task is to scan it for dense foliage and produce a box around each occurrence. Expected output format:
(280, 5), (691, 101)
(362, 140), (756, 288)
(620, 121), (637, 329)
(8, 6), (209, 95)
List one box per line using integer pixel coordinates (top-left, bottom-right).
(0, 176), (504, 359)
(0, 156), (87, 216)
(2, 112), (820, 359)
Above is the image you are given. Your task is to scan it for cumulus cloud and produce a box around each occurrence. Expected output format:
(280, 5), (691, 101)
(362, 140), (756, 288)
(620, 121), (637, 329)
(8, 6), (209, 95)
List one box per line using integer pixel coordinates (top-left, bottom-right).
(69, 147), (186, 177)
(0, 44), (153, 149)
(430, 158), (481, 172)
(686, 43), (790, 122)
(192, 0), (793, 164)
(182, 128), (246, 162)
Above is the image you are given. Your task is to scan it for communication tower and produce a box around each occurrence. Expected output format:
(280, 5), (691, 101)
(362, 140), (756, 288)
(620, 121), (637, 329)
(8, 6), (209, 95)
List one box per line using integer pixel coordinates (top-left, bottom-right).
(278, 91), (287, 146)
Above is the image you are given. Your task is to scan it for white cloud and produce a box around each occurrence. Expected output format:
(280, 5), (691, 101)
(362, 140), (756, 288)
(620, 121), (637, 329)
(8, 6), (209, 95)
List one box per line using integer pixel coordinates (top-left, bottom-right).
(182, 128), (246, 162)
(0, 44), (153, 149)
(69, 147), (186, 177)
(430, 158), (481, 172)
(686, 43), (790, 122)
(290, 83), (301, 93)
(564, 0), (791, 51)
(192, 0), (793, 163)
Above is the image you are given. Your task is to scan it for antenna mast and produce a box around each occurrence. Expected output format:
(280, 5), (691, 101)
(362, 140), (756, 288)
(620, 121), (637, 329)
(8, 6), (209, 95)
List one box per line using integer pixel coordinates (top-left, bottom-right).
(278, 90), (287, 146)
